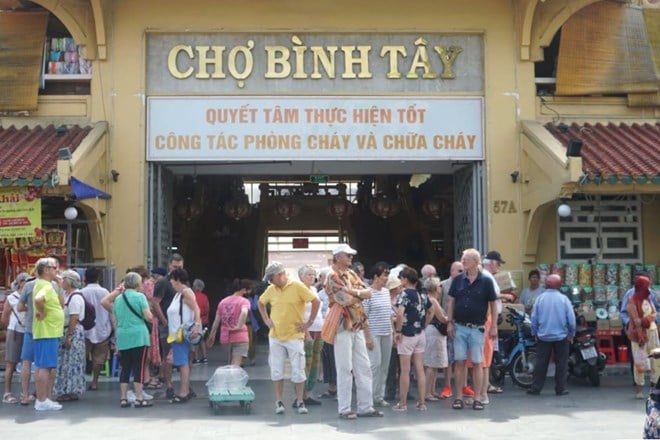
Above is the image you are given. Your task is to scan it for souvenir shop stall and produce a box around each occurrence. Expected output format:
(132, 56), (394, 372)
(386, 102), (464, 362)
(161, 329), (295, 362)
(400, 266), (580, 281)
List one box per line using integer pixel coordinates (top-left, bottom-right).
(535, 262), (660, 364)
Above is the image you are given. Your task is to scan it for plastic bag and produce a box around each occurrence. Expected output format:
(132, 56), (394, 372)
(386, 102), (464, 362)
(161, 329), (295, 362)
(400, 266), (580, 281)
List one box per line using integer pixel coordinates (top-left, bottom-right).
(206, 365), (249, 392)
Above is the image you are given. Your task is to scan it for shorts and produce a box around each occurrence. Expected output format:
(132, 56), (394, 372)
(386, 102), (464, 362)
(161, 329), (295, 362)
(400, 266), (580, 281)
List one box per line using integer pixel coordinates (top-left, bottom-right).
(171, 341), (190, 367)
(423, 325), (448, 369)
(453, 323), (486, 364)
(20, 331), (34, 362)
(5, 330), (24, 363)
(229, 342), (250, 357)
(397, 332), (426, 356)
(34, 337), (60, 369)
(86, 339), (110, 365)
(268, 337), (306, 383)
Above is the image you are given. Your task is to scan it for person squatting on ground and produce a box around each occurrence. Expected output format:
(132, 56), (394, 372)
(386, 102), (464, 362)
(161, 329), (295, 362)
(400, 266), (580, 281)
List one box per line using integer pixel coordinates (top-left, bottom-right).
(527, 274), (575, 397)
(324, 244), (383, 419)
(102, 272), (154, 408)
(258, 262), (320, 415)
(446, 249), (498, 411)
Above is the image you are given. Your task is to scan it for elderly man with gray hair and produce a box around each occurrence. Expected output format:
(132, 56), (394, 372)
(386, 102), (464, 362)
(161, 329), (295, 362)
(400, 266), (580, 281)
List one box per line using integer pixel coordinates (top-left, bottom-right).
(258, 262), (320, 415)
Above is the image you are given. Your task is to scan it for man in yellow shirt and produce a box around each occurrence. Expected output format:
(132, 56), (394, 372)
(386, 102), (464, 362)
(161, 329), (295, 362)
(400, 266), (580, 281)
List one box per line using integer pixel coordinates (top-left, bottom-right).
(32, 257), (65, 411)
(258, 262), (320, 415)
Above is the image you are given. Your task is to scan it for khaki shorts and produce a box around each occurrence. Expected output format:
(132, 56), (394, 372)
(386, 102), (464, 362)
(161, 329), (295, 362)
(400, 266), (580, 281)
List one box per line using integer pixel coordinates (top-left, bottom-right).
(86, 339), (110, 366)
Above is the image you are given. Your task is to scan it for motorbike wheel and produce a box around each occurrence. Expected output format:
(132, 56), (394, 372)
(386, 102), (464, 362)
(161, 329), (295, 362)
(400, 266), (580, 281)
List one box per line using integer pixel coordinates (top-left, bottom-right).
(588, 367), (601, 387)
(490, 365), (505, 386)
(510, 349), (537, 389)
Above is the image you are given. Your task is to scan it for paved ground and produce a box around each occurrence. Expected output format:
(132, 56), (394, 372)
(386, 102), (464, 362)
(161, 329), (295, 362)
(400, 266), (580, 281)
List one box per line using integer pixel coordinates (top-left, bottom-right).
(0, 346), (645, 439)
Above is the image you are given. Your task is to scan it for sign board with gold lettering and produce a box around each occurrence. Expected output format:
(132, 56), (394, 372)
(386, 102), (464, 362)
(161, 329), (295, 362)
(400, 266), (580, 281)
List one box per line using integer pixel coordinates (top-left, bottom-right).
(146, 33), (483, 94)
(0, 187), (42, 239)
(146, 96), (484, 161)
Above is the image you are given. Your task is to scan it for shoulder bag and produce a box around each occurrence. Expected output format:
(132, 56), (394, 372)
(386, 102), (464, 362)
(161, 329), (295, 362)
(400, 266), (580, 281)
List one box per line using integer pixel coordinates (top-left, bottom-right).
(121, 293), (153, 333)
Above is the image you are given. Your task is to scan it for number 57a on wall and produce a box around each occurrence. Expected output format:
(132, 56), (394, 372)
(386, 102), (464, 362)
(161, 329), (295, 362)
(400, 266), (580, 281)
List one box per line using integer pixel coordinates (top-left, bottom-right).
(492, 200), (517, 214)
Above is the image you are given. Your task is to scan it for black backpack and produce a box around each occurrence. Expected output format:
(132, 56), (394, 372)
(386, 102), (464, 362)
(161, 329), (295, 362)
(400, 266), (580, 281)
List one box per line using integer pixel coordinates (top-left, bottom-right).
(65, 291), (96, 330)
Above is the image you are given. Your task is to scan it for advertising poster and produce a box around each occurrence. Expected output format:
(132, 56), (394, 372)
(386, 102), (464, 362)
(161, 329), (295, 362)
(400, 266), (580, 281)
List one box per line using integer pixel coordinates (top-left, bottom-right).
(0, 187), (42, 239)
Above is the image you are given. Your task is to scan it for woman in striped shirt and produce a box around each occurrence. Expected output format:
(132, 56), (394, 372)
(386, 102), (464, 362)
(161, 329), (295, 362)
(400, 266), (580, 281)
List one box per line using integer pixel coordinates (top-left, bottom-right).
(363, 262), (394, 407)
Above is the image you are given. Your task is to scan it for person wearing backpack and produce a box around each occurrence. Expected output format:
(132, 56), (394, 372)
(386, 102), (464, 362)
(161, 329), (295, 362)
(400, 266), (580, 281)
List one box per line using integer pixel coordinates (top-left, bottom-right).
(53, 270), (88, 402)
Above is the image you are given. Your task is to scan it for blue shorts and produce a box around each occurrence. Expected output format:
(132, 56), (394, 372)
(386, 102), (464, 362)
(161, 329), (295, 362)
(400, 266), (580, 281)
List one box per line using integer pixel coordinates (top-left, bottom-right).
(453, 324), (485, 364)
(172, 341), (190, 367)
(34, 337), (60, 369)
(20, 331), (34, 362)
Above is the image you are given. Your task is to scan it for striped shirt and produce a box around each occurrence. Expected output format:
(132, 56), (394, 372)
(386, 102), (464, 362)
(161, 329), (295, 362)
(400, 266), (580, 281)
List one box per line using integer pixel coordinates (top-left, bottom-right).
(363, 287), (393, 336)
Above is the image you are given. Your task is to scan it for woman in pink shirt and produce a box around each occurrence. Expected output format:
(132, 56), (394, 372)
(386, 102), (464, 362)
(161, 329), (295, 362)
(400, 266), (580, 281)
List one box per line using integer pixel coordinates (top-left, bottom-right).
(207, 279), (253, 366)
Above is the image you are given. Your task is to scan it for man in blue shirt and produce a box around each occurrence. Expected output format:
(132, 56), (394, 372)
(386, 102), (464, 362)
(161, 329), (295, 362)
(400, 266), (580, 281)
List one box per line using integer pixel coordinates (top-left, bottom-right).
(528, 274), (576, 396)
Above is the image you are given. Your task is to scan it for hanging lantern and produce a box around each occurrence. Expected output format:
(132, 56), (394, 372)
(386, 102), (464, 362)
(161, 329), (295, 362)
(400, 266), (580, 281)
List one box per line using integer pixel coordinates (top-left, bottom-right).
(175, 197), (203, 221)
(223, 194), (251, 220)
(327, 197), (353, 220)
(369, 193), (401, 219)
(275, 198), (301, 221)
(422, 196), (446, 220)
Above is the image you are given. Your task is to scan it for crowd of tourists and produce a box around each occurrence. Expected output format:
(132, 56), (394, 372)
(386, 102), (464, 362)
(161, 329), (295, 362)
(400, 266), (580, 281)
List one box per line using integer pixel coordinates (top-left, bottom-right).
(7, 246), (650, 418)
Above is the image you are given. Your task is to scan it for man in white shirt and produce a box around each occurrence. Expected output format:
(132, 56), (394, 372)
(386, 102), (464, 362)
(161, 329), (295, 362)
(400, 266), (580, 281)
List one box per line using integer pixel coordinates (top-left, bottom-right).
(81, 267), (111, 391)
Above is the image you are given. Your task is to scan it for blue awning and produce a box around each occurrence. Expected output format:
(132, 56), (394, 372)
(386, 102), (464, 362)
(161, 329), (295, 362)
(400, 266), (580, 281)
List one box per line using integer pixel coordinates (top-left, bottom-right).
(70, 176), (111, 200)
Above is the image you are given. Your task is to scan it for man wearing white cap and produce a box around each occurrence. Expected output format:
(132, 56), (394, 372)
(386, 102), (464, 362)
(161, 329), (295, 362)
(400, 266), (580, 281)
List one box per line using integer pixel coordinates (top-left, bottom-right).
(258, 262), (320, 415)
(325, 244), (383, 419)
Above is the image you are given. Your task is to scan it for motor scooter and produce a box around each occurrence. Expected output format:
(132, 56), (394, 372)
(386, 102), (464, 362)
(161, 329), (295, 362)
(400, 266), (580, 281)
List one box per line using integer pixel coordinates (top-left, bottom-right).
(567, 316), (607, 387)
(490, 306), (537, 388)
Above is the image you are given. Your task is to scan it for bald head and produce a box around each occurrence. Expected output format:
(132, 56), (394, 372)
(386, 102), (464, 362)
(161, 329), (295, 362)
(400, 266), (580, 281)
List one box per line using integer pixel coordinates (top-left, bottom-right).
(450, 261), (464, 278)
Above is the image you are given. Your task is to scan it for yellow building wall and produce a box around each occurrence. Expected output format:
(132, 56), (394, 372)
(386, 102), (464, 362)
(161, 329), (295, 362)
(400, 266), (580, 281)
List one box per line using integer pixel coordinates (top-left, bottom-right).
(642, 200), (660, 266)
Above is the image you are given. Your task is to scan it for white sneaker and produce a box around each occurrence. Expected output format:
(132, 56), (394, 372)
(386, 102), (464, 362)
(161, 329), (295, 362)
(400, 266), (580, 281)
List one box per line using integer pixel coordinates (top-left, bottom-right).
(275, 400), (285, 414)
(35, 398), (63, 411)
(127, 390), (153, 402)
(296, 401), (308, 415)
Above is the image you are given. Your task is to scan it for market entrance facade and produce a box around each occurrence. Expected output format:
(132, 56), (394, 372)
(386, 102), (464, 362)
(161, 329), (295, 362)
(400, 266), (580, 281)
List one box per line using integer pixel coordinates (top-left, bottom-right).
(144, 32), (488, 288)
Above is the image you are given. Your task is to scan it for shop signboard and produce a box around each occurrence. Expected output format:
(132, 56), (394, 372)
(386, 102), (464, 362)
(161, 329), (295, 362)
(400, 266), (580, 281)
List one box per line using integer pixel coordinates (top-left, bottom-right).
(146, 96), (484, 162)
(0, 187), (41, 239)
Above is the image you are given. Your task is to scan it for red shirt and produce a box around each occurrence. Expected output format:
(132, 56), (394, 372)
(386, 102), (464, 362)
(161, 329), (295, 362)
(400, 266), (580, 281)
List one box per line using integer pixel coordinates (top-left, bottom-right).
(194, 290), (210, 325)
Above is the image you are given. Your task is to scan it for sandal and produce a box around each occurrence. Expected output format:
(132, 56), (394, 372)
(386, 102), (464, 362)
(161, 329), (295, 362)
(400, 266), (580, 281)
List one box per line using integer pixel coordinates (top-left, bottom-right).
(426, 395), (439, 401)
(19, 393), (34, 406)
(120, 399), (131, 408)
(487, 385), (504, 394)
(2, 393), (18, 404)
(319, 390), (337, 399)
(452, 399), (464, 410)
(134, 399), (153, 408)
(171, 395), (189, 404)
(357, 410), (384, 417)
(339, 411), (358, 419)
(87, 384), (98, 391)
(416, 403), (428, 411)
(144, 380), (163, 390)
(391, 403), (407, 412)
(473, 400), (485, 410)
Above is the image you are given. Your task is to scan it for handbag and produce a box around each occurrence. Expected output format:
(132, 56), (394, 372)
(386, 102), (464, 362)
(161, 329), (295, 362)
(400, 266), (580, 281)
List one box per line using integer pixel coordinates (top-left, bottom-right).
(321, 303), (344, 344)
(121, 293), (153, 333)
